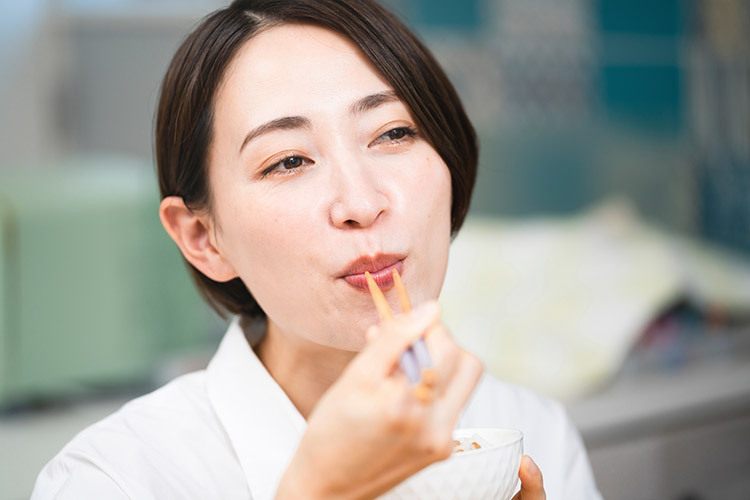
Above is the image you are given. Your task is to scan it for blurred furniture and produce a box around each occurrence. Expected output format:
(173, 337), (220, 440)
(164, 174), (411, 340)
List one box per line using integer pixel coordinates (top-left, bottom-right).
(567, 325), (750, 500)
(442, 211), (750, 499)
(0, 158), (217, 409)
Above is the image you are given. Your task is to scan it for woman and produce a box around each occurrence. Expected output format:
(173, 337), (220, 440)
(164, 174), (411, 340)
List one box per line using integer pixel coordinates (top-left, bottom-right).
(32, 1), (601, 498)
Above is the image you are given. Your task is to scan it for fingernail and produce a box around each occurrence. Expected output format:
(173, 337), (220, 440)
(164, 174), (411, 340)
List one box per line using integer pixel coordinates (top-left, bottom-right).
(366, 325), (380, 342)
(525, 456), (539, 475)
(410, 301), (439, 324)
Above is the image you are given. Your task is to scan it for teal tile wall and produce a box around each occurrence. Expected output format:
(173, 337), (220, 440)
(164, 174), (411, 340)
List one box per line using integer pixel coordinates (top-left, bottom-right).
(597, 0), (686, 136)
(391, 0), (748, 254)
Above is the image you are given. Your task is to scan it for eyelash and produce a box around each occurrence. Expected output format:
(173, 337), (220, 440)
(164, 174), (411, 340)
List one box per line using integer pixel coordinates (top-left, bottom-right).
(373, 126), (418, 146)
(261, 154), (311, 178)
(260, 126), (419, 178)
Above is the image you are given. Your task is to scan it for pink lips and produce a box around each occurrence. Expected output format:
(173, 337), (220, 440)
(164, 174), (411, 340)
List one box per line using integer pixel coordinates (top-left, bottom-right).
(340, 254), (404, 291)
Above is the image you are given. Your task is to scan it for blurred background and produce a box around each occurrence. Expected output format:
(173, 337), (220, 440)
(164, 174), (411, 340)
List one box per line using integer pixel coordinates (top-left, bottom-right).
(1, 0), (748, 499)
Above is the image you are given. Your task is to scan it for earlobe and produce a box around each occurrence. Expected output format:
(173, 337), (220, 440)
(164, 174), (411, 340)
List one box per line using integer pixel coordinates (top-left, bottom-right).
(158, 196), (239, 282)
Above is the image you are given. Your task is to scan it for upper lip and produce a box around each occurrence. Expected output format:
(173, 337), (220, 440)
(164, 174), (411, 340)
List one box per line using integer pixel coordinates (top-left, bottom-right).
(338, 253), (405, 278)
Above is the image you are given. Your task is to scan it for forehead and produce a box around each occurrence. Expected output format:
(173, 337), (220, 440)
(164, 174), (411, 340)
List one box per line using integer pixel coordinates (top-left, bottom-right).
(215, 23), (392, 120)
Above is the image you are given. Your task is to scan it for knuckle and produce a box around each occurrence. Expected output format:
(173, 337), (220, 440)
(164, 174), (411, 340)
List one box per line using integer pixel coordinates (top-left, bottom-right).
(383, 401), (419, 435)
(433, 438), (454, 461)
(463, 351), (484, 374)
(365, 325), (380, 342)
(438, 339), (460, 360)
(417, 430), (452, 461)
(383, 405), (407, 433)
(429, 322), (449, 340)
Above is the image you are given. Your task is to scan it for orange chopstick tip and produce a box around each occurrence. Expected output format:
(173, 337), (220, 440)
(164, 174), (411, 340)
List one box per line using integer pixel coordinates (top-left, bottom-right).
(391, 268), (412, 313)
(365, 271), (393, 320)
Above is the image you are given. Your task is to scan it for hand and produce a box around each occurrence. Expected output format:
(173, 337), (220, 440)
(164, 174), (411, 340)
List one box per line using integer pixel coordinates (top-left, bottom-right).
(275, 301), (484, 500)
(511, 456), (546, 500)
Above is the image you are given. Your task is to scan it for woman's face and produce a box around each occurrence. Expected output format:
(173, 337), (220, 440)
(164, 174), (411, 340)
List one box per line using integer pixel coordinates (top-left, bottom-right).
(208, 24), (452, 351)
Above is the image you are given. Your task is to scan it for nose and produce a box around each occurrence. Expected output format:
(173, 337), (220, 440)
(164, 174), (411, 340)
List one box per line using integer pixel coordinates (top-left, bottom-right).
(328, 158), (389, 229)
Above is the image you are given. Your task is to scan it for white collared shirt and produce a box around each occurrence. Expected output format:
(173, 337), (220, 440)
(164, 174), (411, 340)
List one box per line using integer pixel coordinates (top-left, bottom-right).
(31, 318), (602, 499)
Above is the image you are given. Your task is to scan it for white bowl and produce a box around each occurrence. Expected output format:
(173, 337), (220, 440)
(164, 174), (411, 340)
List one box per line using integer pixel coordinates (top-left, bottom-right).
(379, 428), (523, 500)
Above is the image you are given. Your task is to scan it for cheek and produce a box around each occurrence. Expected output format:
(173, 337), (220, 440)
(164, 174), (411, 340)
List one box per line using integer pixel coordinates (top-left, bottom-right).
(430, 164), (453, 284)
(417, 155), (452, 227)
(406, 154), (453, 301)
(216, 189), (316, 290)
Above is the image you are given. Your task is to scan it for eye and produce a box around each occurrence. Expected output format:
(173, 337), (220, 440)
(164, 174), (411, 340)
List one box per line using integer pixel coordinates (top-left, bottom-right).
(262, 154), (313, 177)
(384, 128), (409, 141)
(279, 156), (306, 170)
(370, 126), (418, 147)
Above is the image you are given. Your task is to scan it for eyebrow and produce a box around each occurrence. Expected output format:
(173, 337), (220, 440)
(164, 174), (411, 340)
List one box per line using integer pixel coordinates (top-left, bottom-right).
(238, 90), (400, 155)
(349, 90), (400, 116)
(239, 116), (310, 154)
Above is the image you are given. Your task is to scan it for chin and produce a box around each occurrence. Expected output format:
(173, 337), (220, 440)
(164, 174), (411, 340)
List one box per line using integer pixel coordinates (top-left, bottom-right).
(338, 337), (368, 353)
(337, 327), (370, 352)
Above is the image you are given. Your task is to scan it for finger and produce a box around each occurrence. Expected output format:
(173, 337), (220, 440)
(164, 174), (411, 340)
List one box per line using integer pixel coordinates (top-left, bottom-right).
(514, 456), (545, 500)
(421, 323), (461, 395)
(358, 301), (440, 375)
(408, 322), (471, 413)
(434, 350), (483, 423)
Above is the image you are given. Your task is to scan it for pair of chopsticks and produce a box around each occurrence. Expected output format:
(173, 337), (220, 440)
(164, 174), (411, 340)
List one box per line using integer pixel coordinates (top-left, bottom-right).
(365, 269), (435, 402)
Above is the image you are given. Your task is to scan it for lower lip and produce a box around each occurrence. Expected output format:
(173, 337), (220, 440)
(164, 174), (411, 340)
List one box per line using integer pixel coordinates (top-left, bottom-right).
(343, 260), (404, 291)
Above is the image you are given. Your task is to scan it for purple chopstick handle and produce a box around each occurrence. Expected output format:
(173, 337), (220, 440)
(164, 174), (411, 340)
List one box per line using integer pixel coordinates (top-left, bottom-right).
(399, 338), (432, 384)
(411, 338), (432, 369)
(399, 349), (421, 384)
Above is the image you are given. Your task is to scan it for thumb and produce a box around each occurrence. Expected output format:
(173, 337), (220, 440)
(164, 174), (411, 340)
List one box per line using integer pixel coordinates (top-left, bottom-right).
(512, 456), (545, 500)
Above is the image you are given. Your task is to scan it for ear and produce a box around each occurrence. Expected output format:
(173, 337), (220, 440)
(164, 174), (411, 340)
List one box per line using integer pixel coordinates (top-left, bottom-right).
(159, 196), (239, 282)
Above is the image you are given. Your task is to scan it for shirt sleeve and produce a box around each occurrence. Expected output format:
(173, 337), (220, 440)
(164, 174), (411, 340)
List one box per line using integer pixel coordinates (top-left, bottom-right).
(31, 455), (130, 500)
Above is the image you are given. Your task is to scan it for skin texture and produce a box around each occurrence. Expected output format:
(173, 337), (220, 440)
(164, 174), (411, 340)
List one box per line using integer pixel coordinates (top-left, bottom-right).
(160, 23), (545, 500)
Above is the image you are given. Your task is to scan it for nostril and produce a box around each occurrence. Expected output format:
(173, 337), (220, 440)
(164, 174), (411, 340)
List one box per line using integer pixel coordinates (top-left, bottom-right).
(329, 190), (388, 229)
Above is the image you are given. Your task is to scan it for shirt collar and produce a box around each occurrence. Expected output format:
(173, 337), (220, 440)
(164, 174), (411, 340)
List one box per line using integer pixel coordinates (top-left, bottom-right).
(206, 316), (307, 500)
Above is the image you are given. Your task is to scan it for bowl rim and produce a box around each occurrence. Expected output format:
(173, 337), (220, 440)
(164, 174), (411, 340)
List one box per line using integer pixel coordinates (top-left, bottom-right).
(449, 427), (523, 458)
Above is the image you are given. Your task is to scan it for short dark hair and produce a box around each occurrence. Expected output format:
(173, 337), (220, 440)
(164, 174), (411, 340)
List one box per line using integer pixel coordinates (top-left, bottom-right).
(155, 0), (478, 319)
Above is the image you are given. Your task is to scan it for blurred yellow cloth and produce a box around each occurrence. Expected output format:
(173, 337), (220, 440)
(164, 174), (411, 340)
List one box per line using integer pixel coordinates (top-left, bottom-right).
(440, 199), (750, 400)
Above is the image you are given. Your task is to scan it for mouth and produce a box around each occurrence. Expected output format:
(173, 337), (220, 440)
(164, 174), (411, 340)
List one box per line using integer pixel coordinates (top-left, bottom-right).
(339, 254), (405, 291)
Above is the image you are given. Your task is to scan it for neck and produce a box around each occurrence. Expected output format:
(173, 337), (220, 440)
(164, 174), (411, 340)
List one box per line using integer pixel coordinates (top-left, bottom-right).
(254, 319), (356, 419)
